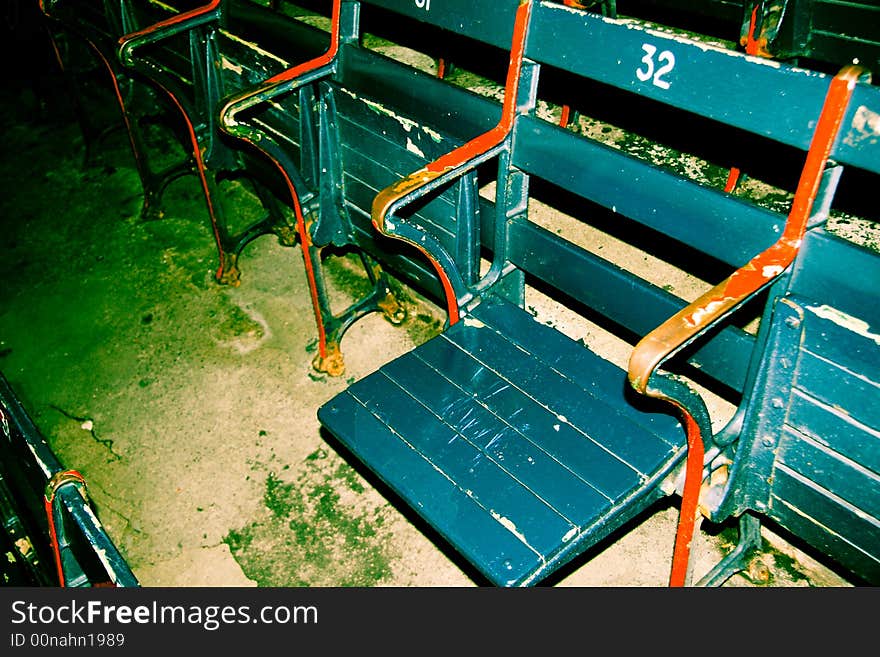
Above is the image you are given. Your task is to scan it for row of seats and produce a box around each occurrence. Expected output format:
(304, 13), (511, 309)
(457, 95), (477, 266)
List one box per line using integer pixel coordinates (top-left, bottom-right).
(0, 370), (139, 586)
(40, 0), (880, 586)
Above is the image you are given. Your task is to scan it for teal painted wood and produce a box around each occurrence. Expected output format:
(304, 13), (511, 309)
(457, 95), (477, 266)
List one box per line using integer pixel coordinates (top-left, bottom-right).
(724, 292), (880, 583)
(340, 44), (501, 136)
(513, 116), (785, 267)
(529, 2), (880, 176)
(393, 349), (641, 500)
(213, 20), (318, 177)
(775, 298), (880, 545)
(786, 392), (880, 478)
(362, 0), (520, 51)
(319, 392), (547, 583)
(318, 296), (686, 586)
(381, 356), (613, 523)
(769, 475), (880, 583)
(505, 216), (755, 393)
(464, 300), (676, 432)
(796, 323), (880, 432)
(792, 231), (880, 332)
(332, 86), (465, 239)
(779, 431), (880, 521)
(316, 72), (484, 293)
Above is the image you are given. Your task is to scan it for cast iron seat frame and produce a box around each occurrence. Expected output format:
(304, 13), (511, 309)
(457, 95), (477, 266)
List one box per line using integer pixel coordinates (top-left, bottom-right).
(218, 0), (514, 375)
(39, 0), (198, 222)
(116, 0), (320, 286)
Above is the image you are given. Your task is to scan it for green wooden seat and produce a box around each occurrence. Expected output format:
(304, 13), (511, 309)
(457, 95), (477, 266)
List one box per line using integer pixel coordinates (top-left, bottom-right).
(319, 295), (686, 585)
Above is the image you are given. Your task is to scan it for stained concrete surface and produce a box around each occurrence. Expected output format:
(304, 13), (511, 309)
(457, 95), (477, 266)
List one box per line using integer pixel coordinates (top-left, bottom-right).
(0, 9), (868, 589)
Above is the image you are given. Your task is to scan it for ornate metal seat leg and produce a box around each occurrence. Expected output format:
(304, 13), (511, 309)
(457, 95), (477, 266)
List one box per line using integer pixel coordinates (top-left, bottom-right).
(696, 512), (763, 586)
(308, 243), (408, 377)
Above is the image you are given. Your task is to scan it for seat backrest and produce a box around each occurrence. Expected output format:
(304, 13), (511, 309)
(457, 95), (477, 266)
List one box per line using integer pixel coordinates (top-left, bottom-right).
(217, 0), (532, 303)
(312, 0), (524, 293)
(509, 3), (878, 394)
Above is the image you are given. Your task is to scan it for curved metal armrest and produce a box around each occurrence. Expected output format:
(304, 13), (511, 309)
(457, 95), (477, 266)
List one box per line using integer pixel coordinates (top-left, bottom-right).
(627, 65), (863, 586)
(628, 64), (865, 398)
(118, 0), (223, 67)
(38, 1), (57, 17)
(371, 126), (511, 234)
(218, 0), (342, 139)
(370, 0), (534, 322)
(370, 130), (512, 324)
(219, 62), (337, 139)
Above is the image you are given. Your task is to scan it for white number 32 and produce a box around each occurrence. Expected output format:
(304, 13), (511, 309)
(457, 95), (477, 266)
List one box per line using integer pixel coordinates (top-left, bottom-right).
(635, 43), (675, 90)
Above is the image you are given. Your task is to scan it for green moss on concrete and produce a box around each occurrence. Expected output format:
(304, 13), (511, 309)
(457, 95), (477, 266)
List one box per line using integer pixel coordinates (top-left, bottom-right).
(224, 449), (394, 586)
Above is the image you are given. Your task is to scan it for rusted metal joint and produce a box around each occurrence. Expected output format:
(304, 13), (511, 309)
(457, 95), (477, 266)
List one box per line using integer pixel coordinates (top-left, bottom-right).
(377, 292), (407, 326)
(312, 342), (345, 377)
(44, 469), (87, 504)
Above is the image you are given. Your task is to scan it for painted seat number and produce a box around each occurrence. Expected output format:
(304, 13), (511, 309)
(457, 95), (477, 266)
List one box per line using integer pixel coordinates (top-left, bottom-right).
(636, 43), (675, 90)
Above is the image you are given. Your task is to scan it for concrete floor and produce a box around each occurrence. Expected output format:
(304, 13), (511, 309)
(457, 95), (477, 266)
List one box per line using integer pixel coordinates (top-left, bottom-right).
(0, 19), (864, 588)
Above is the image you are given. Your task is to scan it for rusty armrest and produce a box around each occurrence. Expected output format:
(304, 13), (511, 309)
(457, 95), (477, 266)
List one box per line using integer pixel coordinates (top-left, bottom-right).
(370, 0), (534, 324)
(218, 0), (342, 142)
(626, 64), (865, 585)
(118, 0), (224, 67)
(628, 64), (865, 400)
